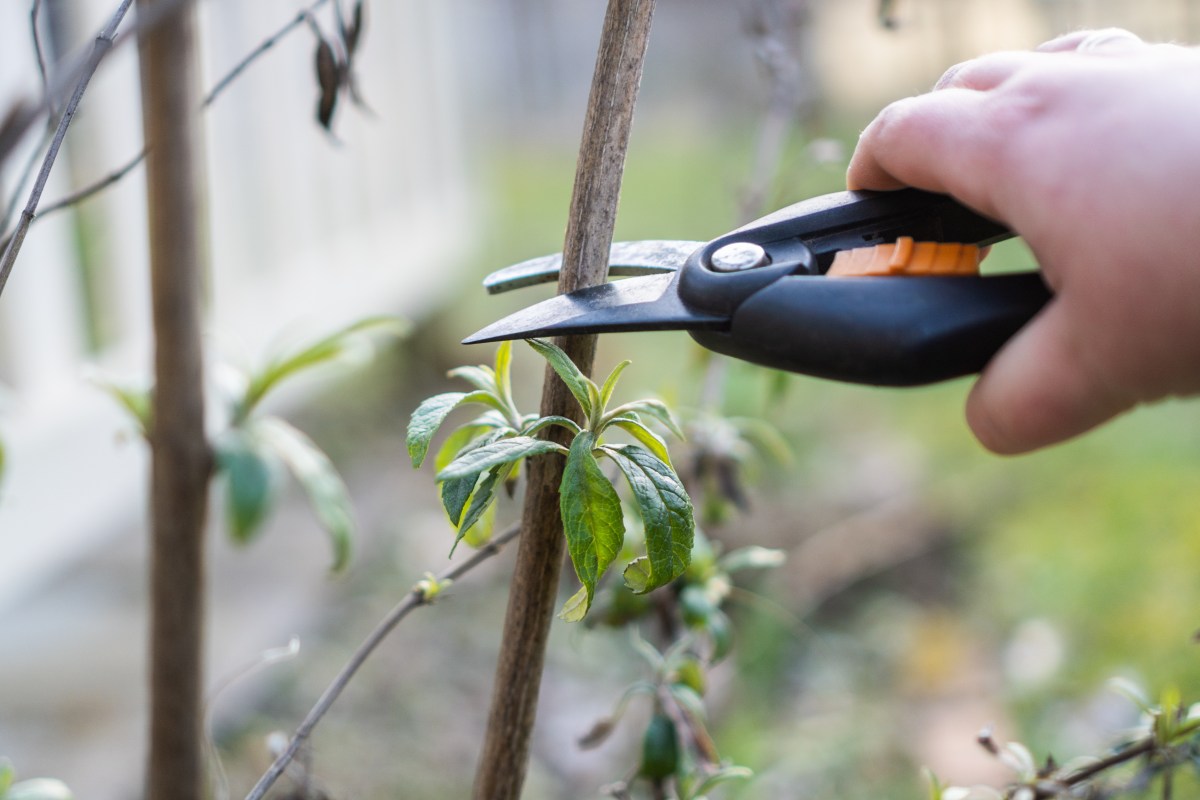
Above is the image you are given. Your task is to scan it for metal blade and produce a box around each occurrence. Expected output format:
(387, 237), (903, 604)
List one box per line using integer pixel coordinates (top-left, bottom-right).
(464, 273), (727, 344)
(482, 240), (703, 294)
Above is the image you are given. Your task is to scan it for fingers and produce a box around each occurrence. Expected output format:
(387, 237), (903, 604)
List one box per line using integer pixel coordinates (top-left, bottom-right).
(966, 300), (1136, 454)
(934, 51), (1043, 91)
(934, 28), (1146, 92)
(1036, 27), (1145, 54)
(846, 89), (1005, 218)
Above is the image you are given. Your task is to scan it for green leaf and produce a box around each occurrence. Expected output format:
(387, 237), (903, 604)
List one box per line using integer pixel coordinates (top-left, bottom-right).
(494, 340), (514, 401)
(437, 436), (564, 481)
(1, 759), (13, 793)
(526, 338), (596, 421)
(601, 445), (694, 593)
(922, 767), (944, 800)
(242, 316), (407, 418)
(408, 392), (469, 468)
(719, 545), (786, 573)
(522, 415), (582, 437)
(254, 418), (354, 572)
(441, 473), (478, 526)
(559, 585), (590, 622)
(433, 424), (493, 473)
(688, 766), (754, 799)
(91, 375), (153, 437)
(460, 501), (496, 549)
(215, 430), (279, 545)
(599, 359), (632, 409)
(610, 416), (672, 466)
(559, 431), (625, 618)
(438, 429), (510, 525)
(5, 778), (74, 800)
(408, 391), (513, 469)
(605, 399), (683, 439)
(732, 416), (792, 464)
(669, 682), (706, 723)
(454, 463), (511, 549)
(447, 365), (498, 394)
(639, 714), (680, 780)
(623, 557), (653, 593)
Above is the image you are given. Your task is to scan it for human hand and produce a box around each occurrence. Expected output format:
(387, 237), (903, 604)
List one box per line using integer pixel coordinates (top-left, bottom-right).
(847, 29), (1200, 453)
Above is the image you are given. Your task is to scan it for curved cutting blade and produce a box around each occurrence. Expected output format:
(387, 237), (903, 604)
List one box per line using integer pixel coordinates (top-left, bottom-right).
(482, 240), (703, 294)
(464, 273), (727, 344)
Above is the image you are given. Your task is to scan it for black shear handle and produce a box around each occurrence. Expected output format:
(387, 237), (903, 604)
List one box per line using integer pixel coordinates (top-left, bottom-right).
(689, 273), (1052, 386)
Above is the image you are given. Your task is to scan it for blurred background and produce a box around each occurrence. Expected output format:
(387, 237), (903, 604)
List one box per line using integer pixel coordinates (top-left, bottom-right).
(2, 0), (1200, 797)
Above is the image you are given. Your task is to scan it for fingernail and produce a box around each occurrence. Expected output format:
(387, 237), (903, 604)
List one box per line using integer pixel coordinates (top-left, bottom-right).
(934, 62), (964, 90)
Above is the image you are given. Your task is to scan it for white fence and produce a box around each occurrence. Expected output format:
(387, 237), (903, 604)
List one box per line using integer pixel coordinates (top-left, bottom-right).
(0, 0), (471, 610)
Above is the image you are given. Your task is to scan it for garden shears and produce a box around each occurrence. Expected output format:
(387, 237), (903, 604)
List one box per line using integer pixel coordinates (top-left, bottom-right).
(464, 189), (1051, 386)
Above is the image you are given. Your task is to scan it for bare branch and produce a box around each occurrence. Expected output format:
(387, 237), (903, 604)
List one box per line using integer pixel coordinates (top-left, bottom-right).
(34, 147), (146, 221)
(31, 0), (52, 110)
(473, 2), (657, 798)
(14, 0), (334, 235)
(0, 127), (53, 233)
(203, 0), (331, 108)
(244, 523), (523, 800)
(0, 0), (136, 297)
(737, 0), (814, 220)
(0, 0), (192, 176)
(138, 0), (210, 797)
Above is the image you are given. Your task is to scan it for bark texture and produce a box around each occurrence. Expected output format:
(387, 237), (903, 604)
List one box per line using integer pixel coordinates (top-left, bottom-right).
(472, 1), (657, 797)
(136, 2), (211, 798)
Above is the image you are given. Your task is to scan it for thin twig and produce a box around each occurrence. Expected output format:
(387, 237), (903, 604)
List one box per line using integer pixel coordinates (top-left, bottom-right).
(244, 523), (523, 800)
(22, 0), (331, 229)
(203, 0), (330, 107)
(1058, 738), (1156, 788)
(31, 0), (52, 112)
(0, 0), (191, 179)
(0, 127), (53, 233)
(34, 147), (146, 220)
(0, 0), (136, 297)
(737, 0), (812, 220)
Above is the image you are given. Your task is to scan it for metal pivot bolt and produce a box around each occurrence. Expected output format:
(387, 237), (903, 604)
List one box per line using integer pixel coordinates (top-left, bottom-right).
(710, 242), (770, 272)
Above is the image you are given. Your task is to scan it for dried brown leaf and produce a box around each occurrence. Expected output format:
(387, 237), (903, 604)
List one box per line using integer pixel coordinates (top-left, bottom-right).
(344, 0), (365, 57)
(314, 37), (340, 130)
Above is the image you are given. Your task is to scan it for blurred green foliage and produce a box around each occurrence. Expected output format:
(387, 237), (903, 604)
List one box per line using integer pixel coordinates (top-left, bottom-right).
(460, 122), (1200, 797)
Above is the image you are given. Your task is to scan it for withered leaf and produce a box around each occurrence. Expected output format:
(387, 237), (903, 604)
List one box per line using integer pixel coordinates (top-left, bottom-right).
(578, 716), (617, 749)
(344, 0), (366, 57)
(314, 36), (340, 130)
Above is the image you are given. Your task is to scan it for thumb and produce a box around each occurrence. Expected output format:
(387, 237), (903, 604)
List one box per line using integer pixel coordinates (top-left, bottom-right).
(966, 300), (1135, 454)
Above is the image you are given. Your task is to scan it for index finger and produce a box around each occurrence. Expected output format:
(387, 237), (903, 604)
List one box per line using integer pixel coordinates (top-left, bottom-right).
(845, 88), (1010, 222)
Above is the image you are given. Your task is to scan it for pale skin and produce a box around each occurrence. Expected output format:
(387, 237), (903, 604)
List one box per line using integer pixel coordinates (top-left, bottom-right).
(847, 28), (1200, 454)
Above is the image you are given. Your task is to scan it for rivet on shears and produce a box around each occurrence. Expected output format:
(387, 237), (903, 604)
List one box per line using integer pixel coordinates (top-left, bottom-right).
(710, 242), (770, 272)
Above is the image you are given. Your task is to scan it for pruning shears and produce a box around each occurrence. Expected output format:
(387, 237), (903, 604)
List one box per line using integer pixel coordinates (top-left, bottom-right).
(464, 189), (1051, 386)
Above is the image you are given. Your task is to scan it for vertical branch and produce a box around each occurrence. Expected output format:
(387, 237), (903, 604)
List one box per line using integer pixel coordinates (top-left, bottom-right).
(136, 1), (212, 799)
(472, 1), (656, 798)
(738, 0), (813, 220)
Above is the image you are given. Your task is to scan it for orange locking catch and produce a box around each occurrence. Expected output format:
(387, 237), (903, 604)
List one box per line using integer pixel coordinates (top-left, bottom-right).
(826, 237), (981, 277)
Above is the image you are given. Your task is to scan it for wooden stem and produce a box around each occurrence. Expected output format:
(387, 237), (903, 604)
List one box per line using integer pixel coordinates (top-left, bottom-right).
(472, 1), (656, 797)
(136, 2), (211, 798)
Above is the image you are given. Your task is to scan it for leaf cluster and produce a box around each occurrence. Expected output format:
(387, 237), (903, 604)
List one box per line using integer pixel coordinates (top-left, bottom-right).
(927, 683), (1200, 800)
(570, 529), (786, 799)
(407, 339), (695, 620)
(580, 632), (755, 800)
(97, 317), (406, 572)
(684, 408), (791, 526)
